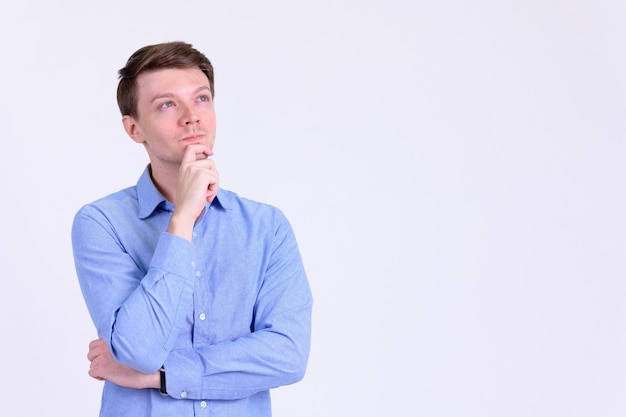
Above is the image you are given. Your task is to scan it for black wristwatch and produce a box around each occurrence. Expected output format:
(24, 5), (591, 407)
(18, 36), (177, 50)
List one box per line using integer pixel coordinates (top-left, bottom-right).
(159, 367), (167, 395)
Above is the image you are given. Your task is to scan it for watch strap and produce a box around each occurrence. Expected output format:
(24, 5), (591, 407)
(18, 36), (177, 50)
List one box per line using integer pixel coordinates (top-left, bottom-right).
(159, 367), (167, 395)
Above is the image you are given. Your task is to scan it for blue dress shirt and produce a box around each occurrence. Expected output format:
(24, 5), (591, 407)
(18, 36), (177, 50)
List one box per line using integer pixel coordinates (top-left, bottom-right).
(71, 167), (313, 417)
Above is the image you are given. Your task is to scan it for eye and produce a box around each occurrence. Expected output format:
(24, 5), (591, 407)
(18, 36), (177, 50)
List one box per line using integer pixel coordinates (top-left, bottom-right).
(160, 101), (175, 108)
(197, 95), (211, 102)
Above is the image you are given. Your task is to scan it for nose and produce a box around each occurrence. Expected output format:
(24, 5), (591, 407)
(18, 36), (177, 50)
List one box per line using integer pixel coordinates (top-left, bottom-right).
(181, 104), (200, 125)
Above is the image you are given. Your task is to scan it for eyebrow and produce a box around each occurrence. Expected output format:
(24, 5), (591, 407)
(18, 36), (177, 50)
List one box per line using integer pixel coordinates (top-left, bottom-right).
(150, 86), (212, 104)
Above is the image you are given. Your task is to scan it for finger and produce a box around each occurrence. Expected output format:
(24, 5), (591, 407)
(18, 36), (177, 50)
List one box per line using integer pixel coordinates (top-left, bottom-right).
(88, 367), (105, 381)
(207, 179), (219, 195)
(182, 144), (214, 164)
(87, 348), (103, 362)
(87, 339), (106, 359)
(206, 190), (216, 202)
(205, 170), (219, 202)
(88, 338), (105, 349)
(87, 347), (98, 362)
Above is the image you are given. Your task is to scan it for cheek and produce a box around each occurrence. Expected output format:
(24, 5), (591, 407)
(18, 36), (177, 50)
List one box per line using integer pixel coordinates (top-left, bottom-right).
(205, 111), (216, 126)
(150, 118), (176, 135)
(140, 125), (174, 147)
(203, 119), (216, 136)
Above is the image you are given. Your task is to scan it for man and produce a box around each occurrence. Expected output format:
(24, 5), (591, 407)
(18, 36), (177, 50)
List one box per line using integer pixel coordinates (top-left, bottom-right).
(71, 41), (313, 417)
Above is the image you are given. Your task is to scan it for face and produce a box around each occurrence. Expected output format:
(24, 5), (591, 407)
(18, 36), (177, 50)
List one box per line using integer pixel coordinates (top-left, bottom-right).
(122, 67), (216, 168)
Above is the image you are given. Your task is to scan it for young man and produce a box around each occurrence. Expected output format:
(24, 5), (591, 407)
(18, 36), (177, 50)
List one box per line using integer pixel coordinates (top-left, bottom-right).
(71, 41), (313, 417)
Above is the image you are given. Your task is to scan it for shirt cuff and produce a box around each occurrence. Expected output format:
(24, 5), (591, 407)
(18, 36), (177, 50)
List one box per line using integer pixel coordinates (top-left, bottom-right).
(150, 232), (197, 280)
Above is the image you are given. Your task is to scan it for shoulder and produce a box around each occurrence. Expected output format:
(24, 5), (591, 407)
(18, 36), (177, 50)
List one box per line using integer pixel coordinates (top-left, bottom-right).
(73, 186), (139, 222)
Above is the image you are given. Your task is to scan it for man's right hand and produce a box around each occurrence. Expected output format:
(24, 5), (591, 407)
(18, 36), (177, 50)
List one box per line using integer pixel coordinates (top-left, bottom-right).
(167, 144), (220, 241)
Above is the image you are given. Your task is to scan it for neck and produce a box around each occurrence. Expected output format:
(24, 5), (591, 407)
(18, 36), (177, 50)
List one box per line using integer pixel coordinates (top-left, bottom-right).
(148, 162), (179, 203)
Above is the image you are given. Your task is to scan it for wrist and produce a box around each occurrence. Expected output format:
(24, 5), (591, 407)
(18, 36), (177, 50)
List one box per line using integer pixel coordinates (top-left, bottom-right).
(167, 212), (195, 241)
(144, 370), (161, 390)
(159, 367), (167, 395)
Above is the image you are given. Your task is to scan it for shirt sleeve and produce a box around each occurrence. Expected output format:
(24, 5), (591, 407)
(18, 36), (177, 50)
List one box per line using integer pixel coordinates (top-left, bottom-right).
(163, 211), (313, 400)
(72, 204), (197, 373)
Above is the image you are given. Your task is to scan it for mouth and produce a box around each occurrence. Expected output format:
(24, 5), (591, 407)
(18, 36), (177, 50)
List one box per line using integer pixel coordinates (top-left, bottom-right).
(179, 133), (206, 144)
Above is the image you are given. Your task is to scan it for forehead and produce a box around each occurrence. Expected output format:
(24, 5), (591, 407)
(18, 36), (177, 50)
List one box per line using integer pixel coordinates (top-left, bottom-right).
(135, 67), (210, 100)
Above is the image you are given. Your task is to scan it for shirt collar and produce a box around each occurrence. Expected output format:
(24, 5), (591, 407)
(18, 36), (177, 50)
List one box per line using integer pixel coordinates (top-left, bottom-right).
(136, 165), (229, 219)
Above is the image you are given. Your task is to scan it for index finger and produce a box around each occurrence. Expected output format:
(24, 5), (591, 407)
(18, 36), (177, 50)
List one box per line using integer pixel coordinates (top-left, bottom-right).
(182, 144), (214, 163)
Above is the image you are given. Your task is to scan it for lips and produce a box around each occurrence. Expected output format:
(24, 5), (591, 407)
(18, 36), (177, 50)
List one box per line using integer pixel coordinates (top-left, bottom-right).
(179, 133), (206, 143)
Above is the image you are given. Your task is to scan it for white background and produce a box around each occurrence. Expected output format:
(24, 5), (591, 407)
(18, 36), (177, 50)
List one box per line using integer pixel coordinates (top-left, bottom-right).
(1, 1), (625, 416)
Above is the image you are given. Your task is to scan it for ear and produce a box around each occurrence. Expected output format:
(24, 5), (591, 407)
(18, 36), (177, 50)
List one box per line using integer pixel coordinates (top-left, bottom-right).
(122, 115), (145, 144)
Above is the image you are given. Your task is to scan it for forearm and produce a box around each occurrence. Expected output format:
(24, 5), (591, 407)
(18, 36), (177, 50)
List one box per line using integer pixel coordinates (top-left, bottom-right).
(107, 276), (193, 372)
(105, 367), (161, 390)
(163, 303), (312, 400)
(104, 233), (197, 372)
(162, 232), (314, 401)
(88, 338), (161, 390)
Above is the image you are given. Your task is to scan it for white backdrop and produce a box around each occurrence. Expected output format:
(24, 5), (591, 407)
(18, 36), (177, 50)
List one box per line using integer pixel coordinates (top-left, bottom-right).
(1, 1), (625, 416)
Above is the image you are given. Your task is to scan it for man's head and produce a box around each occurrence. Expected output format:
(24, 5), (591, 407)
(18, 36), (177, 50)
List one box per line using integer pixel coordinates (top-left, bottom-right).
(119, 42), (217, 174)
(117, 41), (214, 119)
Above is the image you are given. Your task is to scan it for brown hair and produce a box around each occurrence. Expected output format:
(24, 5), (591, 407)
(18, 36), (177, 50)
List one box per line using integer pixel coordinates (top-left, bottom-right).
(117, 41), (215, 118)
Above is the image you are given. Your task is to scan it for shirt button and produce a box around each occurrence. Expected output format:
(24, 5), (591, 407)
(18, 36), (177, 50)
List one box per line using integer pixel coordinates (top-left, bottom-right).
(199, 313), (206, 320)
(180, 391), (188, 398)
(195, 271), (201, 277)
(200, 401), (207, 408)
(190, 260), (196, 268)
